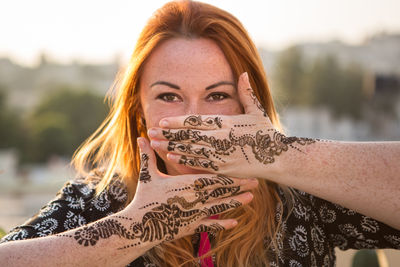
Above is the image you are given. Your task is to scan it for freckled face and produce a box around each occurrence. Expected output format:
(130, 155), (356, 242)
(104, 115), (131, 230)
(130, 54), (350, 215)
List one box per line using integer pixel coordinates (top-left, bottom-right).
(139, 38), (243, 175)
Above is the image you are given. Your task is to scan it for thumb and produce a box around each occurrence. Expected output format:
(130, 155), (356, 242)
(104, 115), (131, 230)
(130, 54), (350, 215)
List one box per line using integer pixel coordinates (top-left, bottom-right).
(238, 72), (267, 117)
(137, 137), (158, 183)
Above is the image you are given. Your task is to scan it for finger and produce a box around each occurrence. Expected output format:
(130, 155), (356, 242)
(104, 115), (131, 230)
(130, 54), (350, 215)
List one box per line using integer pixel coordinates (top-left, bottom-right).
(201, 192), (253, 217)
(169, 174), (258, 195)
(152, 140), (219, 160)
(159, 114), (228, 130)
(238, 72), (267, 117)
(137, 137), (159, 182)
(148, 127), (226, 149)
(193, 219), (237, 236)
(190, 177), (258, 198)
(168, 154), (220, 172)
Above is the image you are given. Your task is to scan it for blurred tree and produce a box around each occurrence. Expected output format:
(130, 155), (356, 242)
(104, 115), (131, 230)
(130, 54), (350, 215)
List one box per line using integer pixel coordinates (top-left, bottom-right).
(272, 48), (367, 120)
(272, 46), (310, 108)
(30, 112), (74, 162)
(307, 55), (366, 120)
(27, 87), (108, 162)
(0, 86), (25, 150)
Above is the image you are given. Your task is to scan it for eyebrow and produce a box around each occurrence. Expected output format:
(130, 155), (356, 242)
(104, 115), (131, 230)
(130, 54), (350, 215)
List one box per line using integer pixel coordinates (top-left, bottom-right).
(150, 80), (235, 90)
(150, 81), (180, 89)
(205, 81), (235, 90)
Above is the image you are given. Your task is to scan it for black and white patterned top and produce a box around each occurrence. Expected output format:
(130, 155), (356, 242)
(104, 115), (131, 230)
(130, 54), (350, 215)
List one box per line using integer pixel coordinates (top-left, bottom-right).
(1, 177), (399, 266)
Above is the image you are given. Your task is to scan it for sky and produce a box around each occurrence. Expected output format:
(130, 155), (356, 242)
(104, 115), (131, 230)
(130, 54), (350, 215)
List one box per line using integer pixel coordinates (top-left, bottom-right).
(0, 0), (399, 67)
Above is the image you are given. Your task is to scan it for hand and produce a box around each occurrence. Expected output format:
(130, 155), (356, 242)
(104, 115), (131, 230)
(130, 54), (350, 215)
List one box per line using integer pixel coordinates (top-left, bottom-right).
(148, 72), (316, 180)
(118, 137), (257, 249)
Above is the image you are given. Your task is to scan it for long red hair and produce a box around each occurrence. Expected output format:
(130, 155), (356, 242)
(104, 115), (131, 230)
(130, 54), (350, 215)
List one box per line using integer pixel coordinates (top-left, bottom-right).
(73, 1), (289, 266)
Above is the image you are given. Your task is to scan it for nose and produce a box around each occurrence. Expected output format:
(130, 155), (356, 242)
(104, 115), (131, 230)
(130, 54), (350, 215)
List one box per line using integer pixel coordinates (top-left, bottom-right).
(184, 100), (205, 115)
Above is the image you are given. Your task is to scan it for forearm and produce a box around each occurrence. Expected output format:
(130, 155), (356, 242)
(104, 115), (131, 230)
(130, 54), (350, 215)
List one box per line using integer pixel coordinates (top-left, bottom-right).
(279, 141), (400, 229)
(0, 212), (153, 267)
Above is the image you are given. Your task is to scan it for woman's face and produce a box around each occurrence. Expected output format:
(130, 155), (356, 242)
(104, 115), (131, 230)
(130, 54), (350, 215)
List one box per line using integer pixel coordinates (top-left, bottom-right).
(140, 38), (243, 175)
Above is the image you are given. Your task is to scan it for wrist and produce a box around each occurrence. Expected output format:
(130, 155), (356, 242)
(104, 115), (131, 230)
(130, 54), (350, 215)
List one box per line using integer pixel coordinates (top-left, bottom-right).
(111, 209), (158, 249)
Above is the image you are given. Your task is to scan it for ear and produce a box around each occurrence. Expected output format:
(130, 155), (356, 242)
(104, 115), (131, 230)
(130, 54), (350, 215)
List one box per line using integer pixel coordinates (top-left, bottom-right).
(237, 72), (267, 117)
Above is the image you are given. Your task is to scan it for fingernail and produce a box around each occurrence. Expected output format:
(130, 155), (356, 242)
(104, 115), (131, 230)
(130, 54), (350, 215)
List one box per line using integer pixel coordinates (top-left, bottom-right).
(151, 140), (160, 148)
(250, 178), (258, 184)
(148, 128), (157, 137)
(243, 72), (249, 83)
(160, 120), (169, 128)
(167, 153), (178, 160)
(246, 192), (254, 200)
(231, 220), (238, 226)
(137, 138), (145, 149)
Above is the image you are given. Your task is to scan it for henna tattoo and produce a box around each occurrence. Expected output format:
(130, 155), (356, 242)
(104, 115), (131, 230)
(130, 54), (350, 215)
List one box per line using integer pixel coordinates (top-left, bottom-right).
(58, 174), (241, 249)
(139, 154), (151, 183)
(252, 131), (315, 163)
(168, 141), (211, 158)
(139, 202), (159, 210)
(192, 174), (234, 190)
(167, 175), (234, 193)
(72, 219), (134, 246)
(163, 129), (235, 155)
(195, 223), (225, 238)
(166, 186), (240, 209)
(57, 219), (135, 247)
(247, 88), (267, 117)
(179, 155), (219, 171)
(164, 126), (316, 167)
(208, 186), (240, 198)
(204, 199), (242, 216)
(184, 115), (222, 128)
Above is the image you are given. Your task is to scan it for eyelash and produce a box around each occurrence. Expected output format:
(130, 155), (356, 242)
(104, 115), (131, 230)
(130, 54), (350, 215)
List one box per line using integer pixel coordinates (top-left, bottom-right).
(207, 92), (229, 101)
(156, 92), (230, 102)
(157, 93), (181, 102)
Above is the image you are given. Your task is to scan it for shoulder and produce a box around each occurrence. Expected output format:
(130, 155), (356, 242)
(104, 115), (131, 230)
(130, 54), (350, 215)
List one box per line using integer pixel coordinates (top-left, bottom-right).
(60, 171), (129, 215)
(0, 171), (129, 244)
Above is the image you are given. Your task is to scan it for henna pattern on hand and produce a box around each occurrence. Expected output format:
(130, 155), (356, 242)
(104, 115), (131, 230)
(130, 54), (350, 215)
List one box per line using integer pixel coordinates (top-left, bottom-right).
(247, 88), (267, 117)
(139, 154), (151, 183)
(168, 174), (234, 192)
(73, 219), (134, 246)
(251, 131), (315, 164)
(195, 223), (225, 238)
(167, 186), (240, 209)
(179, 155), (219, 171)
(163, 126), (316, 169)
(192, 174), (234, 190)
(168, 141), (211, 158)
(163, 129), (235, 155)
(184, 115), (222, 128)
(204, 199), (242, 216)
(57, 175), (241, 249)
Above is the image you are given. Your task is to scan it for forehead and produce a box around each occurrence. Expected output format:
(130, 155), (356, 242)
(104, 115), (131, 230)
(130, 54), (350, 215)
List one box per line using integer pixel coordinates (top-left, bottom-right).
(140, 38), (234, 85)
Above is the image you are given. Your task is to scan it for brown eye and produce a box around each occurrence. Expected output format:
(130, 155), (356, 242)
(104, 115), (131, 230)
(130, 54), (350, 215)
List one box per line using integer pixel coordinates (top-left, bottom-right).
(157, 93), (181, 102)
(207, 92), (229, 101)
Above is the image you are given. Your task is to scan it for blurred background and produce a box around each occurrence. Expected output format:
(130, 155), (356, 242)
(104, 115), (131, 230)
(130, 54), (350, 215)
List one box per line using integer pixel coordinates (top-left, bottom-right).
(0, 0), (399, 266)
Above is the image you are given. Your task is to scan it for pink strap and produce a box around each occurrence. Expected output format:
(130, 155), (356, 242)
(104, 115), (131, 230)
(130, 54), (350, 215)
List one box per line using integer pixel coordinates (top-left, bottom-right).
(198, 215), (218, 267)
(199, 232), (214, 267)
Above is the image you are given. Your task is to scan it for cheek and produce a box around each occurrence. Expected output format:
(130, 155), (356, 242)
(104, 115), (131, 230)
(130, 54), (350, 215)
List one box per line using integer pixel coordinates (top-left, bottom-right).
(208, 100), (243, 115)
(143, 104), (185, 129)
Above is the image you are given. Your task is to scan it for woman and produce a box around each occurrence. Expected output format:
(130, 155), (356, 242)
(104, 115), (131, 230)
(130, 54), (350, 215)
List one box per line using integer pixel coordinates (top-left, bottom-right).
(1, 1), (399, 266)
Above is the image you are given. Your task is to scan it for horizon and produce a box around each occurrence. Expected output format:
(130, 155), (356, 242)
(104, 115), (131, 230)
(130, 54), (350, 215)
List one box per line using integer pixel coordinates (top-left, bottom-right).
(2, 31), (399, 69)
